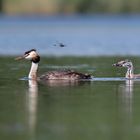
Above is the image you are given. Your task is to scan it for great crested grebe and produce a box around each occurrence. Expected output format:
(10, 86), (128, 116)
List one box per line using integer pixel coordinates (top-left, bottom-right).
(113, 59), (140, 79)
(15, 49), (91, 80)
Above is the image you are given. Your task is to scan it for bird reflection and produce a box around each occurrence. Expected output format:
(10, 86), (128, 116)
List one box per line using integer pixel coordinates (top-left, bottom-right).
(118, 79), (133, 119)
(26, 79), (38, 139)
(39, 79), (91, 87)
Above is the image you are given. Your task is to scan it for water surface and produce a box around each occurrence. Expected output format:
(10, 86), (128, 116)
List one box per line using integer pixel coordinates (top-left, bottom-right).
(0, 15), (140, 56)
(1, 56), (140, 140)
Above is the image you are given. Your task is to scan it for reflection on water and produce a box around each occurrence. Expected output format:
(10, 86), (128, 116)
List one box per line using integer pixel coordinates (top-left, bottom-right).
(117, 79), (134, 138)
(26, 80), (38, 139)
(119, 80), (133, 116)
(1, 56), (140, 140)
(40, 79), (91, 87)
(124, 80), (133, 115)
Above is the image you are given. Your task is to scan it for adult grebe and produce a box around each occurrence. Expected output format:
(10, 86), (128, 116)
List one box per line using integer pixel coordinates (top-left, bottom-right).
(15, 49), (91, 80)
(113, 59), (140, 79)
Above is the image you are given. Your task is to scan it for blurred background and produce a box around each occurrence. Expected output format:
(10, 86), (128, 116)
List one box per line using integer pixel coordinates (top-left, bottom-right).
(0, 0), (140, 56)
(1, 1), (140, 140)
(2, 0), (140, 14)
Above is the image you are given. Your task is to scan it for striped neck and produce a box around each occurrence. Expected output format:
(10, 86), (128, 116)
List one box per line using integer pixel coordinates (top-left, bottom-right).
(126, 66), (134, 79)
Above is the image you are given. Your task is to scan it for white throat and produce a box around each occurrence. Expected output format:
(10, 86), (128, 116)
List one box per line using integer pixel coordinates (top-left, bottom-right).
(28, 62), (38, 80)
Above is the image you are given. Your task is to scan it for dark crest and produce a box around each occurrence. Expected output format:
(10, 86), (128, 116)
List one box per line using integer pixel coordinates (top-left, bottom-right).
(24, 49), (36, 55)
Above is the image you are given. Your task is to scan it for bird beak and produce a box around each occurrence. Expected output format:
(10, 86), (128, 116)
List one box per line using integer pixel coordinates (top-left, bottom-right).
(15, 56), (24, 60)
(112, 63), (117, 66)
(15, 54), (28, 60)
(112, 63), (122, 67)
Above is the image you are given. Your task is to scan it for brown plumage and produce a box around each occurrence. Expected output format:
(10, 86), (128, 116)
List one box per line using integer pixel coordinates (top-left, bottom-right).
(40, 70), (91, 80)
(16, 49), (92, 80)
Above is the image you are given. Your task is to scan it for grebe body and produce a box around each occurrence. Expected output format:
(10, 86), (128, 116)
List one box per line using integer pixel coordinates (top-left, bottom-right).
(39, 70), (91, 80)
(113, 59), (140, 79)
(16, 49), (91, 80)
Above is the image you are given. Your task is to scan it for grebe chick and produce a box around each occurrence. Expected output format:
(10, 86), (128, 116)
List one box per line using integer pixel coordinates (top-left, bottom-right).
(113, 59), (140, 79)
(15, 49), (91, 80)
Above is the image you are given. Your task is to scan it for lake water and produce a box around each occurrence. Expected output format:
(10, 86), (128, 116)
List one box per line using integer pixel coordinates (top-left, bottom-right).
(1, 15), (140, 140)
(0, 15), (140, 56)
(1, 56), (140, 140)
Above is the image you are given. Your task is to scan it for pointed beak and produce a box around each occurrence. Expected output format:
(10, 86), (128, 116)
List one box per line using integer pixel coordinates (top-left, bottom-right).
(15, 54), (28, 60)
(112, 63), (117, 66)
(15, 56), (24, 60)
(112, 63), (122, 67)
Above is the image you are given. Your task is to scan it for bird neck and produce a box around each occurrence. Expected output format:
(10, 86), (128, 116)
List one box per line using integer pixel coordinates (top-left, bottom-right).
(126, 66), (134, 79)
(28, 62), (38, 80)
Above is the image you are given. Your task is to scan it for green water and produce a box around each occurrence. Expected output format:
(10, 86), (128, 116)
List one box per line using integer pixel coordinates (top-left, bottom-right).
(1, 56), (140, 140)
